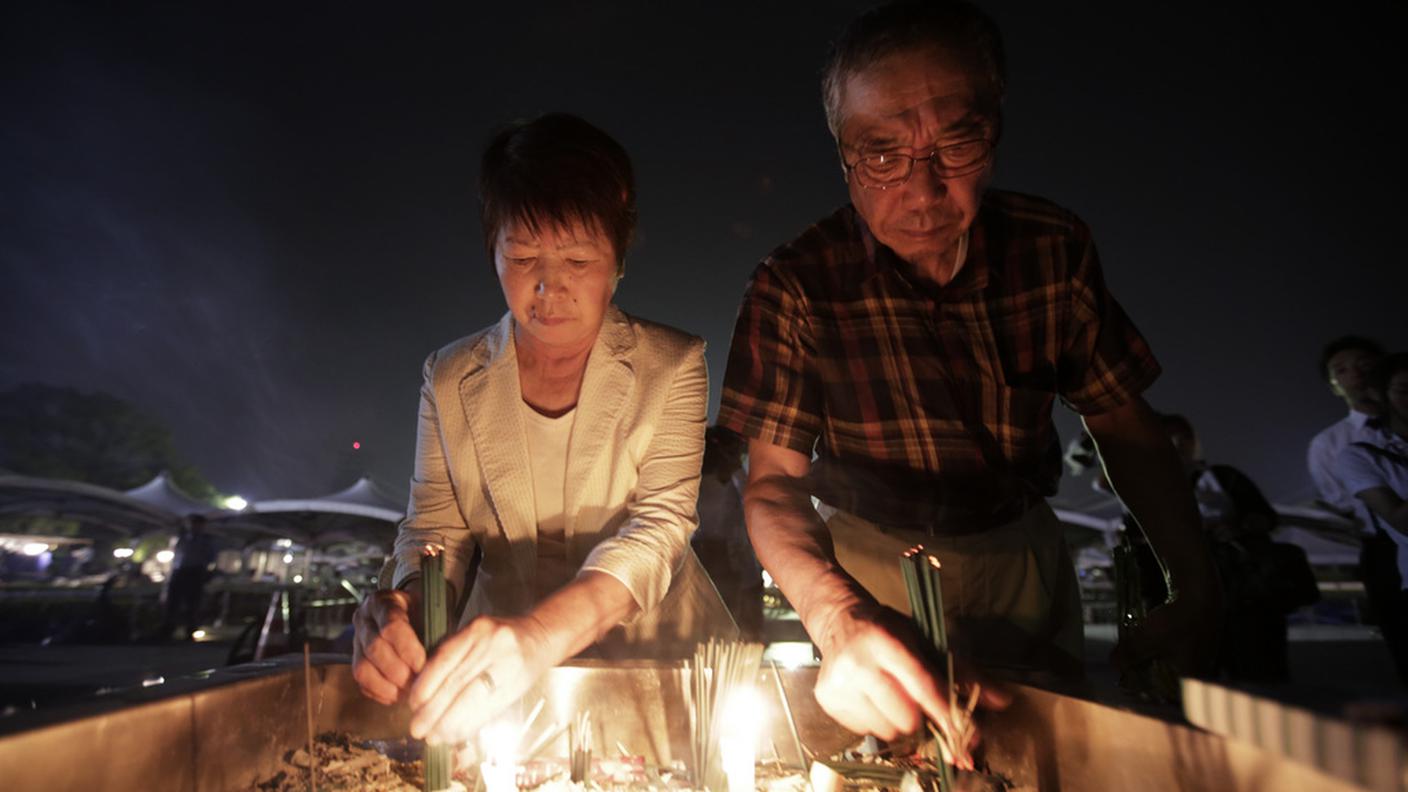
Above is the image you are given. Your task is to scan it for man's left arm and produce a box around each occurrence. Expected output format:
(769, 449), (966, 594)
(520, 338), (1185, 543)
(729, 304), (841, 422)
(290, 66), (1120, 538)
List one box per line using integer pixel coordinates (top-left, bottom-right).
(1083, 395), (1223, 675)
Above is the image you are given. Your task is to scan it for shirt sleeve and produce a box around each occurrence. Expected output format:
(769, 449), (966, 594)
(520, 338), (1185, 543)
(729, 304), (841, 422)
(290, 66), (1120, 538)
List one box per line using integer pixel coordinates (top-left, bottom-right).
(389, 350), (479, 594)
(579, 339), (708, 617)
(1307, 430), (1351, 511)
(1057, 229), (1163, 415)
(1336, 443), (1390, 502)
(716, 262), (824, 454)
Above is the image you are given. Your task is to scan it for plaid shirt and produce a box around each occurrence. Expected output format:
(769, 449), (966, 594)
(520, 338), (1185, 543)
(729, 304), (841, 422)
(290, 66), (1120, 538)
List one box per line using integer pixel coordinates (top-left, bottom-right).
(718, 189), (1160, 528)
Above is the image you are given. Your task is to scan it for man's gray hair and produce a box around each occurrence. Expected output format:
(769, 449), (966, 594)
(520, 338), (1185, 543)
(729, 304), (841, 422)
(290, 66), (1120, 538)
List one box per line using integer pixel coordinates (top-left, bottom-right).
(821, 0), (1007, 141)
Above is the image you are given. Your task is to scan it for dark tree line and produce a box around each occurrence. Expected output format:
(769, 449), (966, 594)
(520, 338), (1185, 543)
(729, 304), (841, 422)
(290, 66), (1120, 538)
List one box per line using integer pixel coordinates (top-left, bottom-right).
(0, 383), (215, 501)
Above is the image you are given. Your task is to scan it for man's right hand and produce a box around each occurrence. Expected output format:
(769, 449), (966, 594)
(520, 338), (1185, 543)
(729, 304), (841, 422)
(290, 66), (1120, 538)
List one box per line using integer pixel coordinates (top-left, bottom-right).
(352, 589), (427, 705)
(811, 602), (1006, 769)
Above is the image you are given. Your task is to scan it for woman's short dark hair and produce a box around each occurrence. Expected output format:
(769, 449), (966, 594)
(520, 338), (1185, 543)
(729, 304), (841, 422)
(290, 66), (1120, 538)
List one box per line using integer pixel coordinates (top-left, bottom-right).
(479, 113), (637, 275)
(1370, 353), (1408, 395)
(1318, 335), (1384, 382)
(821, 0), (1006, 140)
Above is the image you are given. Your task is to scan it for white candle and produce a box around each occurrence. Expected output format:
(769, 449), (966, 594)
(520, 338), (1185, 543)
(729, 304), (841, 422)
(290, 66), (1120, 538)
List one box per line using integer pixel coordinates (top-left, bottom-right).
(480, 760), (516, 792)
(479, 722), (519, 792)
(720, 687), (765, 792)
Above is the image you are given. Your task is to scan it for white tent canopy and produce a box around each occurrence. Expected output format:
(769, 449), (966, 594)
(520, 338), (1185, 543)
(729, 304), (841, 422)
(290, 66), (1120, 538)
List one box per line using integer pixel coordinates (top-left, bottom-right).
(252, 477), (403, 523)
(124, 471), (212, 516)
(209, 477), (404, 549)
(0, 474), (183, 537)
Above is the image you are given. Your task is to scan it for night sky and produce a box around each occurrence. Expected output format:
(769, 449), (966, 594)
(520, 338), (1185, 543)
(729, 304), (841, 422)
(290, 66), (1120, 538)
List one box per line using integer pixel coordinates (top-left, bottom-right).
(3, 2), (1405, 511)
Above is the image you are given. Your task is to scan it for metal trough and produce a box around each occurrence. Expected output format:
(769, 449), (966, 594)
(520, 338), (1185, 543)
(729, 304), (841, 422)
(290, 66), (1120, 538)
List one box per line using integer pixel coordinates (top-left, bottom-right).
(0, 656), (1379, 791)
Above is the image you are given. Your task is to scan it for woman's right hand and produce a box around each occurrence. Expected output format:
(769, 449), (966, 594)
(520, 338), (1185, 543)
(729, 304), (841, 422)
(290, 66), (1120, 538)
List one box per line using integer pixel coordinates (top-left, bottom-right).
(352, 589), (428, 705)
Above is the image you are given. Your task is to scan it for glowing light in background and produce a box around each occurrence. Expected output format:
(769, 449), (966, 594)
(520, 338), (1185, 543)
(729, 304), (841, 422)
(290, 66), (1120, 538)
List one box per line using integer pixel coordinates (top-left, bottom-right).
(292, 574), (303, 583)
(222, 494), (248, 511)
(21, 542), (49, 557)
(112, 547), (135, 559)
(155, 549), (175, 563)
(352, 441), (361, 450)
(763, 642), (817, 669)
(282, 553), (294, 564)
(192, 629), (207, 640)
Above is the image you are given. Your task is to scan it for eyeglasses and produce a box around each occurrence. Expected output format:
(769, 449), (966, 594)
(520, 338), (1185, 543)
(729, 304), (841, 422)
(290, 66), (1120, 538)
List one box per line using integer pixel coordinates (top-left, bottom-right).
(842, 139), (993, 190)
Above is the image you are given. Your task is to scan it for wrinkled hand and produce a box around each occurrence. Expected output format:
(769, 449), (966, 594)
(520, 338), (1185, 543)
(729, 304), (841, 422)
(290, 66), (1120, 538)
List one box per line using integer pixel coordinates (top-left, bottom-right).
(1112, 585), (1223, 679)
(407, 615), (553, 745)
(352, 589), (427, 705)
(812, 604), (1007, 769)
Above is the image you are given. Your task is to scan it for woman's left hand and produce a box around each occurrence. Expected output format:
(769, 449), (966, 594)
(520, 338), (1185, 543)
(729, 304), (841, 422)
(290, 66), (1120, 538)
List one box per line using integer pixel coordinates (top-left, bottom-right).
(406, 614), (553, 744)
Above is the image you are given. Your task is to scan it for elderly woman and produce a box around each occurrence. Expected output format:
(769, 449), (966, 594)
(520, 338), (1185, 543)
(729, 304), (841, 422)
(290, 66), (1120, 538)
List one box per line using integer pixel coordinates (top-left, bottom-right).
(351, 114), (733, 744)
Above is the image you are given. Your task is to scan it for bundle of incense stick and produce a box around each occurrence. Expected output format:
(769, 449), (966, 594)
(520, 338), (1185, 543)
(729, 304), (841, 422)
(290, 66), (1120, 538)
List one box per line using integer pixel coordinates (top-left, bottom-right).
(569, 710), (592, 783)
(421, 545), (451, 792)
(900, 545), (948, 654)
(686, 639), (764, 792)
(900, 546), (964, 792)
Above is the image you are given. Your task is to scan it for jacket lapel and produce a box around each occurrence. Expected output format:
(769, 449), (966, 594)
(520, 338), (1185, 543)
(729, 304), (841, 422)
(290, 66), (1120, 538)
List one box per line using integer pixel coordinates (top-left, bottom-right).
(459, 312), (538, 582)
(564, 306), (636, 557)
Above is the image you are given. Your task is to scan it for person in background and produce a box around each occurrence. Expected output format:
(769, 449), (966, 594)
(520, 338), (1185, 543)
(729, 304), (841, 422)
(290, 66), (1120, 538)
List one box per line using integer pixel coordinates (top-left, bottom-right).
(692, 426), (764, 639)
(1308, 335), (1385, 516)
(1162, 414), (1318, 683)
(158, 514), (216, 641)
(1063, 432), (1165, 611)
(719, 0), (1221, 748)
(1338, 353), (1408, 684)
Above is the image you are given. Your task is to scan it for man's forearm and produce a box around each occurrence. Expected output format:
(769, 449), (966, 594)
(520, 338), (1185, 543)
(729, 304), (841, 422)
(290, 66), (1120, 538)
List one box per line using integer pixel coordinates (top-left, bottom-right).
(1360, 489), (1408, 535)
(744, 473), (873, 650)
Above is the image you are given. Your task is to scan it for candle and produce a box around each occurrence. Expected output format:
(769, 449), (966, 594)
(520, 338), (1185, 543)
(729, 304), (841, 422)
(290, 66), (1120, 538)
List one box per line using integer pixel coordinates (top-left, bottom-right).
(479, 761), (516, 792)
(719, 687), (765, 792)
(478, 722), (519, 792)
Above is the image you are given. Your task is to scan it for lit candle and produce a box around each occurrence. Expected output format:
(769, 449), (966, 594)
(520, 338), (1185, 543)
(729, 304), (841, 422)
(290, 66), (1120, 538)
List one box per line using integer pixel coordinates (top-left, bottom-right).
(479, 760), (515, 792)
(719, 687), (765, 792)
(478, 722), (519, 792)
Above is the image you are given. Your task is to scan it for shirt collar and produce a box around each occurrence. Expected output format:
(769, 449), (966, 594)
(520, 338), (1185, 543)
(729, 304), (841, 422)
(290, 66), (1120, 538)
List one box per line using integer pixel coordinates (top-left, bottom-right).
(1349, 409), (1374, 428)
(1364, 419), (1408, 451)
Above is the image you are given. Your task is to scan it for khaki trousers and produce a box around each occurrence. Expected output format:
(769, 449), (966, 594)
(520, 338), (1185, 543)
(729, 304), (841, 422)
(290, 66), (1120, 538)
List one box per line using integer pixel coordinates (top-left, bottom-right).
(824, 501), (1085, 679)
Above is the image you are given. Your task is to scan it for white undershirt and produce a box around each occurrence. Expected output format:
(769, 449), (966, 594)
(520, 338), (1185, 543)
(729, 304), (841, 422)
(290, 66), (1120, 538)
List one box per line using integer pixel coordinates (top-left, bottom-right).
(521, 401), (575, 599)
(950, 230), (970, 280)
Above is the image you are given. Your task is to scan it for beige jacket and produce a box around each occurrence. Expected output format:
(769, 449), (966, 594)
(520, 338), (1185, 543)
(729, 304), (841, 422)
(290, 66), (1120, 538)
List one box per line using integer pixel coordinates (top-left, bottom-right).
(389, 306), (734, 653)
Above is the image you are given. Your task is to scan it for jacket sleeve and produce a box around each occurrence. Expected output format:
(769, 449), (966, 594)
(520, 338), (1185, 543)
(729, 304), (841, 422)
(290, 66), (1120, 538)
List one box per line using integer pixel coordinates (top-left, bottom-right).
(579, 339), (708, 617)
(388, 351), (478, 597)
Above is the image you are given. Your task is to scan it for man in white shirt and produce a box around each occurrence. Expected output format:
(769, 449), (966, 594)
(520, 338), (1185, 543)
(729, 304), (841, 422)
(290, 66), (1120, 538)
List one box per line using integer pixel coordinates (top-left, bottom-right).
(1338, 352), (1408, 684)
(1308, 335), (1384, 516)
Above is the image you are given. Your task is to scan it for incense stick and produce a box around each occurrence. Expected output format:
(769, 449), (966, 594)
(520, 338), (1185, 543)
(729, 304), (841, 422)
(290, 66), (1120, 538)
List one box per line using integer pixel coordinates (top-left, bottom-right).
(303, 642), (316, 792)
(899, 547), (974, 792)
(689, 639), (764, 792)
(569, 710), (592, 783)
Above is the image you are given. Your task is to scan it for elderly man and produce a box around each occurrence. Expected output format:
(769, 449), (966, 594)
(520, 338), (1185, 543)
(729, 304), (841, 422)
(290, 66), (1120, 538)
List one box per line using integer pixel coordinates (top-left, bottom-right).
(719, 0), (1222, 741)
